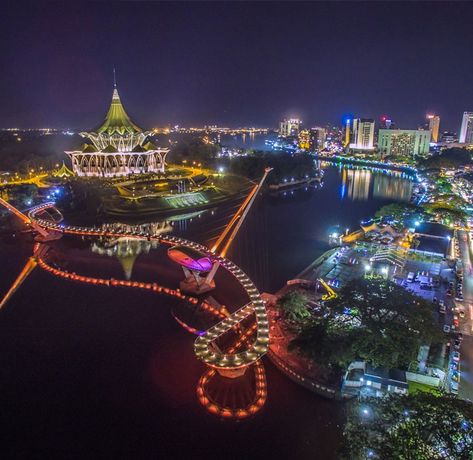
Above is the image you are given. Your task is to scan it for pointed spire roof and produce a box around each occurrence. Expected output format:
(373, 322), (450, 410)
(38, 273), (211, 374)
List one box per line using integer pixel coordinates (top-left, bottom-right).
(52, 161), (74, 178)
(95, 86), (143, 136)
(118, 253), (137, 280)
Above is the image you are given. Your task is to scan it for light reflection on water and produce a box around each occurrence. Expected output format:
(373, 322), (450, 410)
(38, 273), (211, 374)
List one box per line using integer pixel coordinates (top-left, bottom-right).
(0, 164), (416, 459)
(338, 166), (414, 201)
(73, 164), (416, 292)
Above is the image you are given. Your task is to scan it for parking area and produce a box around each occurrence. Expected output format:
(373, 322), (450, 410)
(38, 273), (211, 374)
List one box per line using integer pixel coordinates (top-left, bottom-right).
(301, 239), (464, 395)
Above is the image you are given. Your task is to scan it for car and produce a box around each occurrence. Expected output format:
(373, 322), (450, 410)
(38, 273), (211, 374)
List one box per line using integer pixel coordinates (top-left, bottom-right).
(459, 310), (465, 318)
(456, 294), (464, 302)
(433, 297), (438, 303)
(453, 315), (459, 327)
(439, 299), (445, 307)
(452, 351), (460, 362)
(449, 281), (455, 288)
(446, 289), (452, 296)
(454, 339), (461, 350)
(443, 324), (451, 333)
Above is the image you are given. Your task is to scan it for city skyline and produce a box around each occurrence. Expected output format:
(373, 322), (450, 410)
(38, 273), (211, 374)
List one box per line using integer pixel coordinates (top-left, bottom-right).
(1, 2), (473, 131)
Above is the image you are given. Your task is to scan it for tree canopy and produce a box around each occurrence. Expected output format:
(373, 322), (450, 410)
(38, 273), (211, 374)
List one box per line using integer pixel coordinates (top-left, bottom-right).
(375, 202), (424, 228)
(227, 151), (316, 183)
(342, 392), (473, 460)
(169, 136), (219, 165)
(277, 290), (310, 323)
(292, 278), (442, 370)
(418, 148), (473, 170)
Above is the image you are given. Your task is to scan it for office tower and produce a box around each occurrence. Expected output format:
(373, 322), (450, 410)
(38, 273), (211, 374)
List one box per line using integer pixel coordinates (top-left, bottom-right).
(349, 118), (375, 150)
(459, 112), (473, 144)
(380, 116), (394, 129)
(441, 131), (457, 144)
(309, 127), (326, 151)
(343, 118), (351, 147)
(426, 114), (440, 142)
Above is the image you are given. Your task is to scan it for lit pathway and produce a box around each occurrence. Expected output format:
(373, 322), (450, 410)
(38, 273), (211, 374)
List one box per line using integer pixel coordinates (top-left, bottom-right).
(27, 201), (271, 372)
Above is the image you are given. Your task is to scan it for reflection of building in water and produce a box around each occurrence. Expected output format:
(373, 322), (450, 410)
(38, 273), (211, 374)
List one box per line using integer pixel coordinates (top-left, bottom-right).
(341, 168), (371, 201)
(91, 221), (172, 279)
(373, 174), (413, 202)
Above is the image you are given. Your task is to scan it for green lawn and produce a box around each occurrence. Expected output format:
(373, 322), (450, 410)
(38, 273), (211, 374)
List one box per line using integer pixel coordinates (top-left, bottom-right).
(408, 380), (441, 395)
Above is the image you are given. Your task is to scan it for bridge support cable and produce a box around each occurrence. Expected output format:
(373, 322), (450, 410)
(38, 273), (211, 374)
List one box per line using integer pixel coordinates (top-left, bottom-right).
(210, 184), (258, 253)
(211, 167), (272, 258)
(0, 257), (38, 310)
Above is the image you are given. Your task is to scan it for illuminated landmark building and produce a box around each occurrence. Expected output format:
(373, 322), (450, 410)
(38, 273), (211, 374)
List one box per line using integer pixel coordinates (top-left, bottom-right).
(459, 111), (473, 144)
(66, 85), (169, 177)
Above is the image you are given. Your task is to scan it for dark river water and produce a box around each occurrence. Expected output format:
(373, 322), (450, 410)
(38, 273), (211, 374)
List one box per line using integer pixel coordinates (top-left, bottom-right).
(0, 165), (414, 460)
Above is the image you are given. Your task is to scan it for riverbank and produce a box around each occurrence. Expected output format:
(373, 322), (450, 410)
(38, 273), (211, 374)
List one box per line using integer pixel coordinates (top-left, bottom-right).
(267, 302), (343, 400)
(265, 246), (346, 400)
(315, 154), (418, 176)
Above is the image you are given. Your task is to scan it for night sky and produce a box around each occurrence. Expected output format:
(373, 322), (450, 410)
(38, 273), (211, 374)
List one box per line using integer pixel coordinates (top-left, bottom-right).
(2, 1), (473, 131)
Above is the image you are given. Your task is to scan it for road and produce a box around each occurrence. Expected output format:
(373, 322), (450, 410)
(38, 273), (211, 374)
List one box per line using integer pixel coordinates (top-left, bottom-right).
(456, 230), (473, 401)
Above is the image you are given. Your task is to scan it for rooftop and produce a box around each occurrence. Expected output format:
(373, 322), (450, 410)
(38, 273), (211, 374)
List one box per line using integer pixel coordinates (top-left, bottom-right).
(94, 87), (143, 136)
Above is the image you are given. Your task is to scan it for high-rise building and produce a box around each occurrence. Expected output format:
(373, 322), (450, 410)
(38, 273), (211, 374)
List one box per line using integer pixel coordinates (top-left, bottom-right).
(298, 130), (310, 150)
(309, 127), (326, 151)
(343, 118), (351, 147)
(378, 129), (431, 157)
(441, 131), (457, 144)
(380, 116), (394, 130)
(459, 112), (473, 144)
(426, 114), (440, 143)
(298, 127), (326, 151)
(349, 118), (375, 150)
(279, 118), (301, 137)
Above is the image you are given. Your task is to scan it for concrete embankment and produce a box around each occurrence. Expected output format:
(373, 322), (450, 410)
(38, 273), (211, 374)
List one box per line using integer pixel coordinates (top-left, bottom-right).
(265, 247), (345, 400)
(267, 350), (342, 400)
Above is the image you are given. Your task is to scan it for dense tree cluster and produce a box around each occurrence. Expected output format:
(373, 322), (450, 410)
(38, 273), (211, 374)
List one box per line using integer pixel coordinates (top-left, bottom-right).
(374, 202), (425, 229)
(418, 147), (473, 169)
(169, 136), (219, 166)
(0, 132), (78, 173)
(277, 291), (310, 323)
(291, 278), (441, 371)
(227, 151), (316, 183)
(342, 393), (473, 460)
